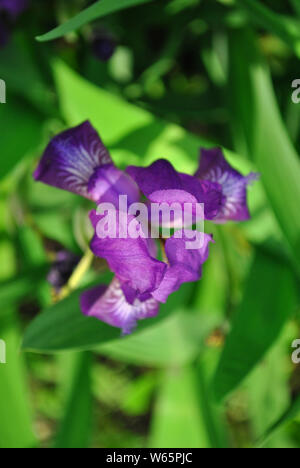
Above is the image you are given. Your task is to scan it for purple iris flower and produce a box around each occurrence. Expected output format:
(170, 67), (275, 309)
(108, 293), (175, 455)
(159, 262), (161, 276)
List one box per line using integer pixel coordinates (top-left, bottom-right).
(34, 121), (140, 206)
(81, 278), (160, 336)
(126, 159), (223, 221)
(85, 208), (213, 333)
(195, 148), (259, 223)
(34, 121), (258, 335)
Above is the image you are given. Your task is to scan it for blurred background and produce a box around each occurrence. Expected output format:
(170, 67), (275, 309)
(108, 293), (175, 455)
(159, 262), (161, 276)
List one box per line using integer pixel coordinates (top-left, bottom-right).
(0, 0), (300, 448)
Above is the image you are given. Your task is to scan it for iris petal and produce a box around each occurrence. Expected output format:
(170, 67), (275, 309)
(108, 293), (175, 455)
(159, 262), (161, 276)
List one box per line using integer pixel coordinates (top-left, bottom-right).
(80, 278), (159, 335)
(34, 121), (112, 200)
(89, 210), (166, 297)
(127, 159), (222, 220)
(195, 148), (259, 223)
(88, 164), (140, 206)
(152, 231), (213, 303)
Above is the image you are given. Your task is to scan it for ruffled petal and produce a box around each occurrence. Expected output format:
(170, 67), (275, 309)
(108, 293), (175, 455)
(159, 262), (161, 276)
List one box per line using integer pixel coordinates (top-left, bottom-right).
(195, 148), (259, 223)
(152, 230), (213, 303)
(179, 173), (223, 220)
(127, 159), (182, 197)
(80, 277), (160, 335)
(88, 164), (140, 206)
(127, 159), (222, 220)
(34, 121), (112, 200)
(89, 210), (166, 297)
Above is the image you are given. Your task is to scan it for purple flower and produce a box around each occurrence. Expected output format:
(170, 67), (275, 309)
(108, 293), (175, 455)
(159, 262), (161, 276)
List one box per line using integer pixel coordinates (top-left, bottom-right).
(89, 210), (166, 299)
(47, 250), (81, 292)
(195, 148), (259, 223)
(87, 208), (214, 332)
(152, 230), (214, 303)
(34, 121), (139, 205)
(127, 159), (223, 220)
(34, 122), (258, 335)
(81, 278), (159, 335)
(86, 211), (213, 332)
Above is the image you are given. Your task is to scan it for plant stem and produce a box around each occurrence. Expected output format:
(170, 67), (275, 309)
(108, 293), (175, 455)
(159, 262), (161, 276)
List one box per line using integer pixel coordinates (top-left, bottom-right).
(58, 249), (94, 300)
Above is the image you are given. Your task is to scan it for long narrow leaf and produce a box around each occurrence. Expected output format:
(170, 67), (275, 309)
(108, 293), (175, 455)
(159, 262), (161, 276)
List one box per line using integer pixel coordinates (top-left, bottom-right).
(54, 352), (93, 448)
(229, 28), (300, 272)
(256, 394), (300, 448)
(149, 366), (212, 448)
(236, 0), (300, 57)
(0, 238), (36, 448)
(213, 249), (297, 401)
(22, 282), (194, 352)
(37, 0), (154, 42)
(290, 0), (300, 18)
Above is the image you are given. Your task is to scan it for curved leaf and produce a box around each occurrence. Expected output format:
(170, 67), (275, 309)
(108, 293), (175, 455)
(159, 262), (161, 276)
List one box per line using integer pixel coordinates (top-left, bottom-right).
(22, 282), (194, 353)
(37, 0), (154, 42)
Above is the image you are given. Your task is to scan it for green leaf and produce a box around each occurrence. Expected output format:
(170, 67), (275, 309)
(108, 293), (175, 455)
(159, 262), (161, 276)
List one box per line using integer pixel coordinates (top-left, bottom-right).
(98, 310), (219, 367)
(54, 352), (93, 448)
(0, 308), (37, 448)
(235, 0), (300, 57)
(37, 0), (154, 42)
(228, 28), (300, 272)
(53, 59), (201, 172)
(0, 266), (49, 306)
(290, 0), (300, 18)
(0, 240), (37, 448)
(213, 249), (297, 401)
(0, 34), (54, 114)
(256, 394), (300, 448)
(53, 59), (262, 186)
(149, 366), (212, 448)
(22, 281), (194, 353)
(0, 97), (43, 180)
(246, 323), (297, 448)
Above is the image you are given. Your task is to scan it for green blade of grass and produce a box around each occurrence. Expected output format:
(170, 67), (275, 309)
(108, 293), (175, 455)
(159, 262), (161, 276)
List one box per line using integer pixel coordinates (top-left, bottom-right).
(37, 0), (154, 42)
(54, 352), (93, 448)
(213, 249), (297, 401)
(0, 236), (37, 448)
(0, 308), (37, 448)
(0, 97), (43, 180)
(228, 28), (300, 272)
(290, 0), (300, 18)
(246, 324), (296, 448)
(149, 366), (213, 448)
(255, 394), (300, 448)
(235, 0), (300, 57)
(0, 266), (49, 306)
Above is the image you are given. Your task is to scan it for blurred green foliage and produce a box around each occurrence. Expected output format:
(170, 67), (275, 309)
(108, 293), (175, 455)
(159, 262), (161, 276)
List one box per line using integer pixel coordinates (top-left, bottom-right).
(0, 0), (300, 448)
